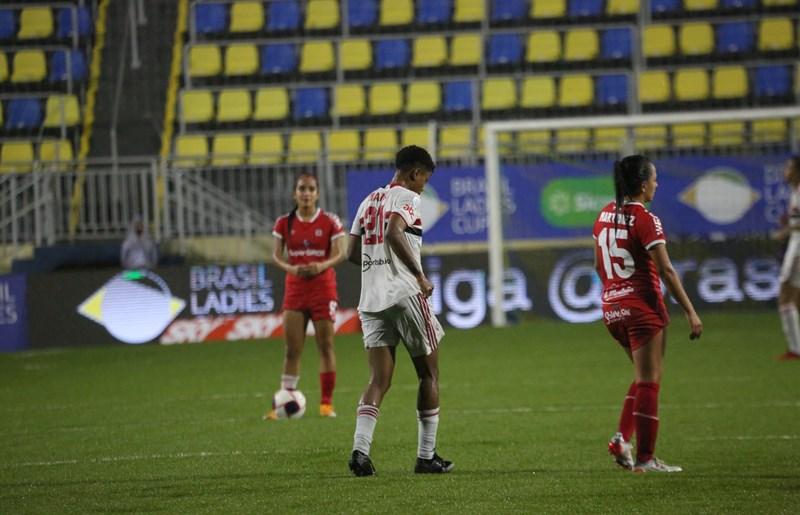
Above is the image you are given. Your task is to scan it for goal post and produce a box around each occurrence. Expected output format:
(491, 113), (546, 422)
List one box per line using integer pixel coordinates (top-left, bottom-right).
(484, 106), (800, 327)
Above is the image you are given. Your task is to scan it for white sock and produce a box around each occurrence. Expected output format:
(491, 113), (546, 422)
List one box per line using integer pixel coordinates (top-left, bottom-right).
(353, 404), (379, 455)
(417, 408), (440, 460)
(281, 374), (299, 390)
(779, 304), (800, 354)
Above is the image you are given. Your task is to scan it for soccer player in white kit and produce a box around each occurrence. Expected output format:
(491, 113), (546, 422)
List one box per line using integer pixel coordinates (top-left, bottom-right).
(775, 156), (800, 360)
(346, 145), (453, 476)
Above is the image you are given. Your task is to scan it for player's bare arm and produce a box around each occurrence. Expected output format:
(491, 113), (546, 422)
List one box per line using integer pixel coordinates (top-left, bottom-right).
(649, 243), (703, 339)
(272, 238), (299, 276)
(347, 234), (362, 265)
(385, 213), (433, 297)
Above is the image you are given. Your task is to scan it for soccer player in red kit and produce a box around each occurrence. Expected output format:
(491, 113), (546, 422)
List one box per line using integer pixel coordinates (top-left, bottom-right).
(593, 155), (703, 473)
(266, 174), (346, 419)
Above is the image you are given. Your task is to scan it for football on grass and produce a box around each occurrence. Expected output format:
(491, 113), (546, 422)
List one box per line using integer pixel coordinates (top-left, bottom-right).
(272, 389), (306, 419)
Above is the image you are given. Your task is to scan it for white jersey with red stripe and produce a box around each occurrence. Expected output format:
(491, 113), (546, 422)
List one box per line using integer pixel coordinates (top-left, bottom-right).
(350, 183), (423, 312)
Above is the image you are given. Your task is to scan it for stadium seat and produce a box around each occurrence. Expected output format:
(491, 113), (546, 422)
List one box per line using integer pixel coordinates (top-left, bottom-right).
(491, 0), (527, 22)
(216, 89), (251, 123)
(477, 127), (515, 156)
(224, 44), (259, 76)
(752, 119), (786, 143)
(710, 121), (744, 146)
(189, 45), (222, 78)
(300, 41), (335, 73)
(364, 128), (398, 161)
(39, 139), (73, 168)
(43, 95), (79, 127)
(174, 135), (208, 167)
(253, 87), (289, 121)
(6, 98), (42, 130)
(526, 31), (561, 63)
(594, 127), (627, 152)
(293, 88), (329, 120)
(18, 7), (53, 39)
(488, 34), (523, 65)
(406, 82), (441, 114)
(679, 22), (714, 56)
(375, 39), (410, 70)
(439, 125), (472, 158)
(558, 75), (593, 107)
(564, 29), (599, 61)
(57, 6), (92, 38)
(754, 65), (791, 98)
(369, 83), (403, 115)
(634, 126), (668, 150)
(650, 0), (681, 14)
(569, 0), (604, 17)
(521, 76), (556, 108)
(531, 0), (567, 18)
(762, 0), (797, 5)
(181, 90), (214, 123)
(684, 0), (718, 10)
(672, 123), (706, 147)
(260, 44), (297, 75)
(380, 0), (413, 26)
(0, 141), (34, 173)
(49, 50), (87, 82)
(267, 0), (300, 32)
(349, 0), (378, 28)
(0, 10), (15, 40)
(444, 81), (474, 112)
(194, 3), (227, 35)
(287, 131), (322, 163)
(482, 78), (516, 110)
(341, 40), (372, 71)
(518, 130), (551, 154)
(413, 36), (448, 68)
(328, 130), (360, 162)
(417, 0), (452, 24)
(601, 28), (632, 60)
(716, 22), (754, 54)
(229, 1), (264, 32)
(643, 25), (676, 58)
(606, 0), (640, 14)
(720, 0), (756, 7)
(450, 34), (481, 66)
(401, 126), (429, 148)
(11, 50), (47, 83)
(596, 74), (628, 106)
(712, 66), (747, 99)
(333, 84), (365, 117)
(674, 69), (709, 101)
(211, 133), (246, 166)
(249, 133), (283, 164)
(0, 52), (7, 81)
(305, 0), (340, 30)
(454, 0), (484, 23)
(758, 18), (794, 51)
(556, 128), (590, 153)
(638, 71), (671, 103)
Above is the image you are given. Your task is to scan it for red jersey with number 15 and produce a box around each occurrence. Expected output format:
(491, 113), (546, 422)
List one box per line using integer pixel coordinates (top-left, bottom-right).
(592, 201), (666, 311)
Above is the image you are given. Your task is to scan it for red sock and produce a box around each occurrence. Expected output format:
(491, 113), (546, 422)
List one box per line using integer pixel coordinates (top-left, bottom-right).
(633, 381), (660, 463)
(320, 371), (336, 405)
(618, 381), (638, 442)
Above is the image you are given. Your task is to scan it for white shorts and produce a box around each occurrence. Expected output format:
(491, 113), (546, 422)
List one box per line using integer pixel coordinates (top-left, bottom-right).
(359, 294), (445, 357)
(780, 236), (800, 288)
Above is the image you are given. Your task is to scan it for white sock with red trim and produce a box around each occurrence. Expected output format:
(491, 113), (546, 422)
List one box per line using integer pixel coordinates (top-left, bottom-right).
(779, 304), (800, 354)
(353, 404), (379, 455)
(417, 407), (440, 460)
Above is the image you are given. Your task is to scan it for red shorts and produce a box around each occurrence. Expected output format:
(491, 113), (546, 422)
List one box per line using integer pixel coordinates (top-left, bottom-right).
(283, 288), (338, 322)
(603, 303), (668, 351)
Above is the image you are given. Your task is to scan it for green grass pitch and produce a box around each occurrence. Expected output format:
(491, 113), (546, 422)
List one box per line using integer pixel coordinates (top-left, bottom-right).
(1, 311), (798, 514)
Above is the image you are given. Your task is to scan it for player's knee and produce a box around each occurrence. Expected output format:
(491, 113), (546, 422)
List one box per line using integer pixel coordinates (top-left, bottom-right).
(371, 376), (392, 393)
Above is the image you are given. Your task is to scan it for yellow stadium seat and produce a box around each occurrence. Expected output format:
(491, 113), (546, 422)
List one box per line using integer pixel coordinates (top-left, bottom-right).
(39, 140), (73, 168)
(518, 130), (551, 154)
(216, 89), (251, 123)
(672, 123), (706, 147)
(526, 31), (561, 63)
(230, 1), (264, 32)
(0, 141), (34, 173)
(674, 69), (709, 101)
(594, 127), (627, 152)
(43, 95), (80, 128)
(531, 0), (566, 19)
(333, 84), (365, 117)
(249, 133), (283, 165)
(211, 133), (246, 167)
(18, 7), (53, 39)
(288, 132), (322, 163)
(224, 44), (258, 76)
(606, 0), (640, 14)
(402, 126), (430, 148)
(328, 130), (360, 162)
(300, 41), (335, 73)
(0, 52), (8, 82)
(181, 90), (213, 123)
(679, 22), (713, 56)
(712, 66), (748, 99)
(454, 0), (484, 23)
(556, 129), (590, 153)
(643, 25), (675, 58)
(684, 0), (717, 10)
(564, 29), (599, 61)
(174, 135), (208, 167)
(558, 75), (593, 107)
(341, 40), (372, 71)
(439, 126), (472, 159)
(189, 45), (222, 77)
(752, 119), (787, 143)
(478, 128), (514, 156)
(482, 78), (516, 110)
(253, 88), (288, 121)
(406, 82), (441, 114)
(639, 71), (670, 103)
(634, 126), (668, 150)
(11, 50), (47, 83)
(306, 0), (340, 29)
(762, 0), (797, 4)
(710, 121), (744, 146)
(758, 18), (794, 51)
(380, 0), (413, 26)
(521, 76), (556, 108)
(369, 84), (403, 115)
(450, 34), (481, 66)
(364, 128), (398, 161)
(413, 36), (448, 68)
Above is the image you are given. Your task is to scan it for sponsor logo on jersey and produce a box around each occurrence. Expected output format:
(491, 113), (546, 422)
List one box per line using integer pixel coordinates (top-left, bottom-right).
(288, 249), (326, 257)
(604, 307), (631, 323)
(603, 286), (635, 301)
(314, 229), (323, 237)
(362, 253), (392, 272)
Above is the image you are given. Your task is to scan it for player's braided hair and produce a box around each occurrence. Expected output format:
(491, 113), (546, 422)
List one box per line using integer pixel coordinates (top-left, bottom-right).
(613, 155), (653, 231)
(287, 173), (319, 235)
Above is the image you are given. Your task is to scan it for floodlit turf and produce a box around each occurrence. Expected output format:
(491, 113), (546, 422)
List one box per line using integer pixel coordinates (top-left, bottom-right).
(0, 311), (797, 513)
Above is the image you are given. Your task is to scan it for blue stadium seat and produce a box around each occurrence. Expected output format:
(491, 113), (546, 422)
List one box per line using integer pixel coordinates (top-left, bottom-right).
(293, 87), (328, 120)
(0, 9), (14, 39)
(417, 0), (452, 24)
(267, 1), (300, 32)
(596, 75), (628, 106)
(716, 21), (754, 54)
(569, 0), (604, 17)
(57, 6), (92, 38)
(260, 43), (297, 74)
(488, 34), (523, 65)
(601, 28), (632, 59)
(754, 65), (791, 98)
(444, 81), (473, 112)
(49, 50), (87, 82)
(349, 0), (378, 28)
(6, 98), (43, 130)
(194, 3), (227, 35)
(375, 39), (410, 70)
(651, 0), (682, 14)
(491, 0), (527, 22)
(720, 0), (757, 8)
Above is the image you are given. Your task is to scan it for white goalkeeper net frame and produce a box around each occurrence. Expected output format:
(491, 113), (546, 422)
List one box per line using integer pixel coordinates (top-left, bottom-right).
(483, 106), (800, 327)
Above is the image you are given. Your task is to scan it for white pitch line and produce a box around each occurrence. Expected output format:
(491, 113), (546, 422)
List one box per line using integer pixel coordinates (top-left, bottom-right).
(686, 435), (800, 442)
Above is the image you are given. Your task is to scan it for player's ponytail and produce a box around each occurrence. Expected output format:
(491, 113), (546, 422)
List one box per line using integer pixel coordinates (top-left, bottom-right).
(612, 155), (653, 230)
